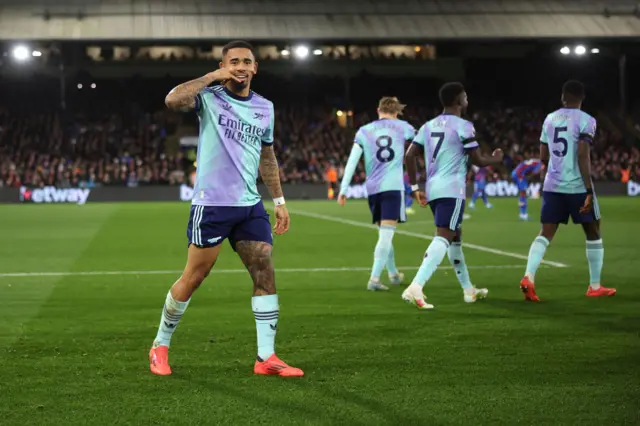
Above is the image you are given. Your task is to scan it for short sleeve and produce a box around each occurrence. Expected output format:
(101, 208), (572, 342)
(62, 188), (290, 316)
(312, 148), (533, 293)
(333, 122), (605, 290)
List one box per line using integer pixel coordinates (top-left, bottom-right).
(194, 94), (202, 113)
(580, 116), (597, 144)
(458, 121), (479, 150)
(412, 125), (426, 146)
(194, 90), (207, 115)
(540, 117), (550, 144)
(354, 128), (366, 146)
(261, 103), (275, 146)
(405, 124), (417, 142)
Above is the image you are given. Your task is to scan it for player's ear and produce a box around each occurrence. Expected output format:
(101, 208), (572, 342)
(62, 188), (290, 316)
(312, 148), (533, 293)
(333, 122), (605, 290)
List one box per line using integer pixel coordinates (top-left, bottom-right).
(253, 60), (258, 75)
(219, 60), (225, 69)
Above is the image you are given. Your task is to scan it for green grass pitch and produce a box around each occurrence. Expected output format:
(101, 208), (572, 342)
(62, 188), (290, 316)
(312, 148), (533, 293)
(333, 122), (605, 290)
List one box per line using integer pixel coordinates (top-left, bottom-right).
(1, 198), (639, 425)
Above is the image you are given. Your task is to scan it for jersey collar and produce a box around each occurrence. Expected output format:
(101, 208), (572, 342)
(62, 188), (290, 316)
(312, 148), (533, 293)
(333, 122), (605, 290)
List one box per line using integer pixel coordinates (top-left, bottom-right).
(223, 86), (253, 102)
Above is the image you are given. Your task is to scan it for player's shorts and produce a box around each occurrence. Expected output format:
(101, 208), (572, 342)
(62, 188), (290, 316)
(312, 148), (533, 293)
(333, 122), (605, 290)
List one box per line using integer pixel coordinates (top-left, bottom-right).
(186, 201), (272, 250)
(368, 190), (406, 224)
(511, 172), (528, 192)
(474, 181), (486, 192)
(540, 191), (601, 225)
(429, 197), (465, 231)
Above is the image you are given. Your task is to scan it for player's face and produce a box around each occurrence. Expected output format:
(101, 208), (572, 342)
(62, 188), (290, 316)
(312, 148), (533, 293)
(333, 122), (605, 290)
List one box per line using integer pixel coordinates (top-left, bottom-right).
(220, 48), (258, 90)
(459, 92), (469, 112)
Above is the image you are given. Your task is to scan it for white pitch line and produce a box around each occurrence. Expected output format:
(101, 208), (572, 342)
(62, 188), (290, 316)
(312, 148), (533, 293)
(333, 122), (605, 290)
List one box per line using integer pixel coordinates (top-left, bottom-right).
(289, 209), (569, 268)
(0, 265), (533, 278)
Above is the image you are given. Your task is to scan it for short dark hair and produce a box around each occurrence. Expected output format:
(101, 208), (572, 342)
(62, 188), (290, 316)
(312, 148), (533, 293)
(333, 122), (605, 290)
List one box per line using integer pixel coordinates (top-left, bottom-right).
(439, 82), (465, 107)
(222, 40), (255, 58)
(562, 80), (585, 100)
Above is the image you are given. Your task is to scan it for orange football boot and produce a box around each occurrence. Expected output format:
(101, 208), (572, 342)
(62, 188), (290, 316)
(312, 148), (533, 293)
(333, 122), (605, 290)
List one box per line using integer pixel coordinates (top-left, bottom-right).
(254, 354), (304, 377)
(520, 276), (540, 302)
(149, 345), (172, 376)
(586, 285), (616, 297)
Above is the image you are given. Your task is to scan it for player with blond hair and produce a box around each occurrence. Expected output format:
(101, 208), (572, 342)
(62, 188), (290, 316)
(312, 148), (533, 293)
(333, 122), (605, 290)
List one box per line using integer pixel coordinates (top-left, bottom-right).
(338, 97), (416, 291)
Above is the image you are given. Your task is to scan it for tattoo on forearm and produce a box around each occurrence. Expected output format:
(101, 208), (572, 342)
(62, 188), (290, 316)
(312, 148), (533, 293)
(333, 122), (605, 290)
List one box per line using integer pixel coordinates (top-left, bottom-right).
(165, 75), (214, 111)
(259, 146), (283, 198)
(235, 241), (276, 296)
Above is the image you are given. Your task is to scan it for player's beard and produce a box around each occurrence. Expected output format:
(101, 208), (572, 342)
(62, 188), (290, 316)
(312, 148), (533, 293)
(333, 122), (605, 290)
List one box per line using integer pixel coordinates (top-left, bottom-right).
(228, 76), (251, 92)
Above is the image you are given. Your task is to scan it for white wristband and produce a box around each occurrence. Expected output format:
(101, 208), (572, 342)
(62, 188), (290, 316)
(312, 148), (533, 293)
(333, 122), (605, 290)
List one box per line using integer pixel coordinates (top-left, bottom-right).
(273, 197), (285, 206)
(411, 184), (419, 192)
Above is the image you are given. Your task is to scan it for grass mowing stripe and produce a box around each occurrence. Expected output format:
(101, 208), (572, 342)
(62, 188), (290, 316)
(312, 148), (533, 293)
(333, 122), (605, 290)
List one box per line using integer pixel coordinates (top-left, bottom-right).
(0, 264), (533, 278)
(288, 208), (569, 268)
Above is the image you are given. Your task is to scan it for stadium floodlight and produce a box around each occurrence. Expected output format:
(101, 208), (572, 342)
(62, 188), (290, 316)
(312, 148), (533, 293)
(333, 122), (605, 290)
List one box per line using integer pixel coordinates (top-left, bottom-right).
(12, 45), (30, 61)
(591, 48), (600, 54)
(293, 45), (309, 59)
(280, 49), (290, 56)
(560, 46), (571, 55)
(336, 110), (344, 117)
(91, 83), (97, 89)
(77, 83), (83, 89)
(313, 49), (323, 56)
(574, 45), (586, 55)
(32, 50), (42, 57)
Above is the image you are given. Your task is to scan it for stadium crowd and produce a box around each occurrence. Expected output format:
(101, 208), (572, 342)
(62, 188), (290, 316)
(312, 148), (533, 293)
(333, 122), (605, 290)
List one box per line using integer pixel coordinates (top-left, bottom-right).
(1, 100), (639, 189)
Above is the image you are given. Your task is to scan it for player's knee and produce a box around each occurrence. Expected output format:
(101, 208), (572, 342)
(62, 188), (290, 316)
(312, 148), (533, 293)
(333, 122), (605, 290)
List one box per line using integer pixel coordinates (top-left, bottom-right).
(583, 222), (601, 240)
(540, 225), (557, 242)
(436, 227), (456, 243)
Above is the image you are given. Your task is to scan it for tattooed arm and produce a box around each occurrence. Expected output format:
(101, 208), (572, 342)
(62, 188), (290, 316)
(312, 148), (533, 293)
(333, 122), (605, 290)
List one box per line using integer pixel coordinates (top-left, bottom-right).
(165, 69), (239, 112)
(259, 145), (290, 235)
(259, 145), (283, 199)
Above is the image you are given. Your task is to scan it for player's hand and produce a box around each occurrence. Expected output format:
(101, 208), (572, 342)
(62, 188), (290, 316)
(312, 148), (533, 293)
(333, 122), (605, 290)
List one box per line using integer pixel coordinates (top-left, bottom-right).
(412, 191), (428, 207)
(208, 68), (243, 84)
(579, 194), (593, 214)
(337, 194), (347, 206)
(273, 204), (290, 235)
(491, 148), (504, 162)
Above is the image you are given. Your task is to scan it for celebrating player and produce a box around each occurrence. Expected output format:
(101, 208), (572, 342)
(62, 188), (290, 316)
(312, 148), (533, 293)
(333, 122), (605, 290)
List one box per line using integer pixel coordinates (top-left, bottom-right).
(520, 80), (616, 301)
(469, 165), (493, 209)
(403, 83), (504, 309)
(511, 158), (544, 220)
(149, 41), (303, 377)
(338, 97), (416, 291)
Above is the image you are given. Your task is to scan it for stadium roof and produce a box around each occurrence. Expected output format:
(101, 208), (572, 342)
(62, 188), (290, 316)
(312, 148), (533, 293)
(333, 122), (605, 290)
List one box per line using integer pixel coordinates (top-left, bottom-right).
(0, 0), (639, 40)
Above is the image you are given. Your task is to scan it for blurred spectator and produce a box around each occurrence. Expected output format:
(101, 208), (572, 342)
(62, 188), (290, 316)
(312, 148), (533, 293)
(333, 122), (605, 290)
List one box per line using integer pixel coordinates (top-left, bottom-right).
(1, 94), (638, 188)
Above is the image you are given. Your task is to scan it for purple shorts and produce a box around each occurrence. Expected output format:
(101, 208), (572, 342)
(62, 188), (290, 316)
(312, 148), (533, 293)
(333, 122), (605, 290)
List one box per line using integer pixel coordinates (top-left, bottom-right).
(429, 197), (465, 231)
(540, 191), (601, 225)
(367, 190), (406, 223)
(187, 201), (272, 250)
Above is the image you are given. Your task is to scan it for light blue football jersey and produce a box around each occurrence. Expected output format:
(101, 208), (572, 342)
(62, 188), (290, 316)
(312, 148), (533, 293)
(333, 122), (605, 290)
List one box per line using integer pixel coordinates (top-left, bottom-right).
(413, 114), (479, 201)
(355, 118), (416, 195)
(540, 108), (596, 194)
(192, 86), (274, 206)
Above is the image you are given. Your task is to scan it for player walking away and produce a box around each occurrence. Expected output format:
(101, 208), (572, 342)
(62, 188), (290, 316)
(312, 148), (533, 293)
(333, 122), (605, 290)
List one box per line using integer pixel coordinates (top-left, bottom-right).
(511, 158), (544, 220)
(469, 165), (493, 209)
(337, 97), (416, 291)
(404, 172), (416, 214)
(520, 80), (616, 301)
(149, 41), (303, 377)
(403, 83), (504, 309)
